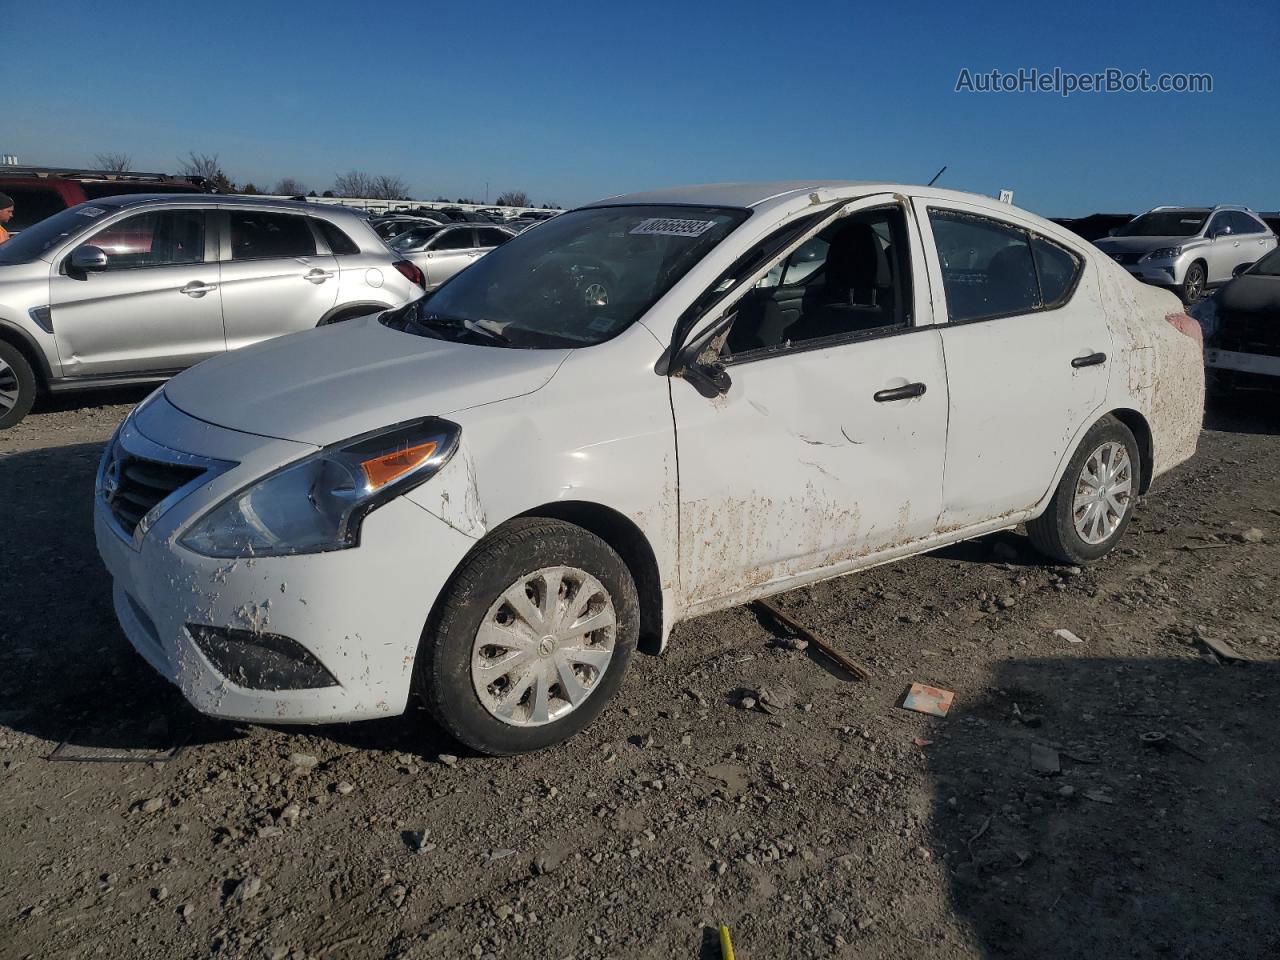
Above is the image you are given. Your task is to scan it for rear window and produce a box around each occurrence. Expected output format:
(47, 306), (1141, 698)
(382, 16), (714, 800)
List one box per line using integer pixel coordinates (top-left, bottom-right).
(1, 185), (72, 231)
(229, 211), (316, 260)
(314, 219), (360, 255)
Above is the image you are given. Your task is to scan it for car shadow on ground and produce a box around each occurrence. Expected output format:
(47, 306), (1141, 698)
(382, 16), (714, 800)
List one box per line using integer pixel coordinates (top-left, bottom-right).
(30, 384), (154, 417)
(924, 654), (1280, 959)
(1204, 390), (1280, 436)
(0, 441), (238, 755)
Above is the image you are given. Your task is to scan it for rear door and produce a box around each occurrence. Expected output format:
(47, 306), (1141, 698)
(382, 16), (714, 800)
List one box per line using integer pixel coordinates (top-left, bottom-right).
(218, 208), (339, 350)
(916, 198), (1109, 528)
(422, 227), (478, 289)
(475, 227), (514, 256)
(48, 207), (223, 377)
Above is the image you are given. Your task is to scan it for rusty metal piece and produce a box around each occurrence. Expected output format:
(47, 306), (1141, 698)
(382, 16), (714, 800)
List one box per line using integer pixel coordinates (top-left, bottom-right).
(754, 599), (871, 680)
(1197, 634), (1249, 663)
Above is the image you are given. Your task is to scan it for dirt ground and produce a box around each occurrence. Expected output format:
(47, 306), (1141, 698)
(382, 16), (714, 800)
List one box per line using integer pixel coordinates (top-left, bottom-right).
(2, 386), (1278, 960)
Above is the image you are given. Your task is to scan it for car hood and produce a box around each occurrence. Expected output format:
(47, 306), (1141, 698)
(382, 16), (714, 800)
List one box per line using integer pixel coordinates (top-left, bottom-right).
(1094, 235), (1201, 253)
(163, 315), (570, 447)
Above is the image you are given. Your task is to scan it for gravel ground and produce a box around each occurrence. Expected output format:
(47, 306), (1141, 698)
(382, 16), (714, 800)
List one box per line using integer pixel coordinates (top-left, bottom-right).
(2, 388), (1278, 960)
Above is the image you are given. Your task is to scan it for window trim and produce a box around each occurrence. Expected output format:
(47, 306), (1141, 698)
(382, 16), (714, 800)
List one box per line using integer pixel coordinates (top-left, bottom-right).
(67, 207), (212, 274)
(924, 206), (1084, 327)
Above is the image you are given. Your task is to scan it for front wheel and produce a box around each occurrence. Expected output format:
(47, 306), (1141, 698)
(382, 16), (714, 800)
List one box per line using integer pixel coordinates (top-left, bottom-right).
(1027, 416), (1140, 565)
(1179, 260), (1206, 304)
(0, 341), (37, 430)
(415, 518), (638, 755)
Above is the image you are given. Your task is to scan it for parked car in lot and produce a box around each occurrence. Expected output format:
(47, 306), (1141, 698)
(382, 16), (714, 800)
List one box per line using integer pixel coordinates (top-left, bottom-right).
(94, 181), (1203, 755)
(370, 213), (447, 242)
(390, 222), (514, 289)
(1202, 245), (1280, 393)
(0, 195), (425, 428)
(1093, 205), (1277, 304)
(0, 166), (208, 234)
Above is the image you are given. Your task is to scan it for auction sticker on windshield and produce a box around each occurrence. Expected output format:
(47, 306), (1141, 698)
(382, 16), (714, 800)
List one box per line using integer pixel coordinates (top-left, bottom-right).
(630, 218), (717, 238)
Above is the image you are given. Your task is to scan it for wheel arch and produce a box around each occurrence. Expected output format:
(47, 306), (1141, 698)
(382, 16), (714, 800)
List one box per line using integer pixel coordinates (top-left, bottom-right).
(513, 501), (664, 656)
(317, 301), (391, 327)
(1108, 407), (1154, 493)
(0, 318), (52, 387)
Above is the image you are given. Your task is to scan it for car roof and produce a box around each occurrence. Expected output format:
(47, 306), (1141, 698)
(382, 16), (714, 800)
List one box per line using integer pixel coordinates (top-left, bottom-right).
(89, 193), (343, 214)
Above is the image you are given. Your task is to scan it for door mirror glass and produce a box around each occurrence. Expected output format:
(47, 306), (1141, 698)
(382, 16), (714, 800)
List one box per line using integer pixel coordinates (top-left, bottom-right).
(69, 244), (109, 273)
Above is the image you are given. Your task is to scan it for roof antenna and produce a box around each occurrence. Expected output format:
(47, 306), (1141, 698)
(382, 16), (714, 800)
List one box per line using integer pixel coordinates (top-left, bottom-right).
(927, 165), (947, 187)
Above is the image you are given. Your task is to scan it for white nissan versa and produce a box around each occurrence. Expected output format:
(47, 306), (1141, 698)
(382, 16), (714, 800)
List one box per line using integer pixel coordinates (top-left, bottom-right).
(94, 182), (1205, 755)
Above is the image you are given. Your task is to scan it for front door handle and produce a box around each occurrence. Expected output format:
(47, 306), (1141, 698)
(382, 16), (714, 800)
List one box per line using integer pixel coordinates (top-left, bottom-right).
(873, 382), (927, 402)
(1072, 351), (1107, 368)
(179, 281), (217, 298)
(304, 269), (335, 284)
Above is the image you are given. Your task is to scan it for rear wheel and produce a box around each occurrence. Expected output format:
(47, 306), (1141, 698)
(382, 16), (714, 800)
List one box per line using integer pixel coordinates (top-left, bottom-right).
(0, 342), (37, 430)
(1179, 260), (1206, 303)
(1028, 416), (1140, 565)
(415, 518), (638, 755)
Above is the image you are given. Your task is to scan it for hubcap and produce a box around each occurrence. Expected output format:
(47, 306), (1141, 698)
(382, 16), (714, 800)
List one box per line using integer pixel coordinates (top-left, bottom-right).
(0, 357), (18, 415)
(1073, 441), (1133, 545)
(1185, 265), (1204, 300)
(471, 566), (617, 727)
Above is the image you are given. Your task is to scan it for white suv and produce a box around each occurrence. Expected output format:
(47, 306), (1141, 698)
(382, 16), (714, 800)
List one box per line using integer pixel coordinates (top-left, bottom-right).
(0, 195), (425, 428)
(94, 181), (1205, 755)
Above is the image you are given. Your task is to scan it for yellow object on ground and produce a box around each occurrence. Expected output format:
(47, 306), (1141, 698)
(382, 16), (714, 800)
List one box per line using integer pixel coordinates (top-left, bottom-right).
(719, 924), (735, 960)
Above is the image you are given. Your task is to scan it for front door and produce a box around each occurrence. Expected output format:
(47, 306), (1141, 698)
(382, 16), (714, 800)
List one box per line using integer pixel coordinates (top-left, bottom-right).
(49, 208), (223, 378)
(218, 208), (339, 351)
(671, 196), (949, 612)
(917, 198), (1111, 527)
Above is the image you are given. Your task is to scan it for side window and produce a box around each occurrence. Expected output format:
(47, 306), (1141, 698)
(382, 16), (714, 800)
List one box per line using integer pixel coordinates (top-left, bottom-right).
(476, 228), (512, 248)
(725, 205), (913, 357)
(86, 210), (205, 270)
(314, 219), (359, 255)
(928, 210), (1038, 322)
(431, 228), (475, 251)
(229, 211), (316, 260)
(1230, 212), (1262, 235)
(1030, 235), (1081, 308)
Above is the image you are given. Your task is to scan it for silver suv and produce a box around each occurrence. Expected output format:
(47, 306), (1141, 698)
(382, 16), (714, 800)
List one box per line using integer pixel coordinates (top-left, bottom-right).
(0, 195), (425, 428)
(1093, 205), (1277, 304)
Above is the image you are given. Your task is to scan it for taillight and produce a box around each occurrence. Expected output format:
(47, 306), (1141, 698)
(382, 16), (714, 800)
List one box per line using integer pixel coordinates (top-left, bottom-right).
(1165, 311), (1203, 343)
(393, 260), (426, 289)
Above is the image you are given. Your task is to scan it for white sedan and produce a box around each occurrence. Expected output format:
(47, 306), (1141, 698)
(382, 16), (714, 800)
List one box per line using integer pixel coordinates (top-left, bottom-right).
(94, 181), (1204, 754)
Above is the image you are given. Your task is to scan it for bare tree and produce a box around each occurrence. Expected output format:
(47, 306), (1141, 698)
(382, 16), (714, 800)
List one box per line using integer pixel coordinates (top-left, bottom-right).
(273, 176), (308, 196)
(178, 151), (235, 192)
(495, 190), (529, 207)
(371, 174), (409, 201)
(332, 170), (376, 198)
(95, 152), (132, 172)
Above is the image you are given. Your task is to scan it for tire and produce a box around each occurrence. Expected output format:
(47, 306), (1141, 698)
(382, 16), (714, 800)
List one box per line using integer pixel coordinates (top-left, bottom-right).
(1179, 260), (1206, 304)
(1027, 416), (1141, 565)
(415, 517), (639, 755)
(0, 341), (37, 430)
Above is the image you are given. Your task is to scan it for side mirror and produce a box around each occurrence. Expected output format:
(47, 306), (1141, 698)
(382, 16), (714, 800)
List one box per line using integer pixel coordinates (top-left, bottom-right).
(668, 312), (736, 399)
(1211, 227), (1231, 240)
(69, 245), (109, 274)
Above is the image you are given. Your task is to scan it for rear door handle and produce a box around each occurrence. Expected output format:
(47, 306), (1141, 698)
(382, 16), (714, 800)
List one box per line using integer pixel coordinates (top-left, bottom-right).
(179, 281), (217, 298)
(1072, 352), (1107, 368)
(873, 382), (927, 402)
(304, 269), (335, 284)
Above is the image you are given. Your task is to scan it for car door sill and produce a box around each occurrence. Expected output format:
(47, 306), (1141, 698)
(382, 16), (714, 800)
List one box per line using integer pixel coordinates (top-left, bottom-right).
(681, 510), (1040, 620)
(47, 370), (182, 393)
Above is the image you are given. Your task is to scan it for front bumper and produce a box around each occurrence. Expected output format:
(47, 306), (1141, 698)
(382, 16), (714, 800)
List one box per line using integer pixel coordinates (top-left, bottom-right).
(1124, 261), (1180, 286)
(94, 396), (476, 724)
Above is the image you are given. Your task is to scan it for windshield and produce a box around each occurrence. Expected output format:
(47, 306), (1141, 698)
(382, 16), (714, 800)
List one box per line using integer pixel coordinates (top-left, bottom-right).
(0, 203), (108, 264)
(388, 204), (748, 348)
(1247, 247), (1280, 277)
(1116, 211), (1209, 238)
(391, 225), (442, 250)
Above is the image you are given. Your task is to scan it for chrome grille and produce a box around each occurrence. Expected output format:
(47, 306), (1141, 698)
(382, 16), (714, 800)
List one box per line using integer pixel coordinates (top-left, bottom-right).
(102, 450), (205, 536)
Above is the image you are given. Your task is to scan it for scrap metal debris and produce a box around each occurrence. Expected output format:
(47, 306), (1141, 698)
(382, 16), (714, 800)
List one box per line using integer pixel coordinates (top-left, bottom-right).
(754, 599), (872, 679)
(1054, 628), (1085, 644)
(1030, 743), (1061, 776)
(900, 683), (954, 718)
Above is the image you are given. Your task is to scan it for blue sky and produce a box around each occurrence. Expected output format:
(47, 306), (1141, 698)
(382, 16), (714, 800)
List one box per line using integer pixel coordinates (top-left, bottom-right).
(5, 0), (1277, 216)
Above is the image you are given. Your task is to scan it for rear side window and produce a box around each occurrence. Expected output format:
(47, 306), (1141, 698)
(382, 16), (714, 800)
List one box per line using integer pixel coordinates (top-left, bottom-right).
(476, 228), (512, 248)
(1228, 211), (1264, 235)
(86, 210), (205, 269)
(229, 211), (316, 260)
(2, 185), (70, 231)
(431, 228), (475, 251)
(929, 209), (1080, 322)
(314, 219), (360, 255)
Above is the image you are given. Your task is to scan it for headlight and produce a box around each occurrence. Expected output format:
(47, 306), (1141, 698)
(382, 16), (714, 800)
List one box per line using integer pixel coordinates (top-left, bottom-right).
(1146, 246), (1182, 261)
(182, 418), (460, 558)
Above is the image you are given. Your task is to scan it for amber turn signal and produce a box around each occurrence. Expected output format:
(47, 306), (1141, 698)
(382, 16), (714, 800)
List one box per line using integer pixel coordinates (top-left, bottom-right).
(360, 440), (439, 490)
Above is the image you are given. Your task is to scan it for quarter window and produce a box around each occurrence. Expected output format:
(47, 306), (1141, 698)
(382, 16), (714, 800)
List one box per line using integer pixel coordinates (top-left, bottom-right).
(314, 219), (360, 255)
(1228, 211), (1263, 235)
(86, 210), (206, 269)
(928, 209), (1080, 322)
(229, 211), (316, 260)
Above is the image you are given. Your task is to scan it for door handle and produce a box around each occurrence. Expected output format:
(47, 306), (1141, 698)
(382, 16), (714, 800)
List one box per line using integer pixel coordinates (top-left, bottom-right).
(873, 382), (927, 402)
(179, 281), (217, 298)
(304, 269), (335, 284)
(1071, 351), (1107, 368)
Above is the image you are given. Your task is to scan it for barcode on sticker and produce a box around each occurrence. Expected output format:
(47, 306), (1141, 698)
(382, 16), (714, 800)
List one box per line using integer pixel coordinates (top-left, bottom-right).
(630, 218), (716, 238)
